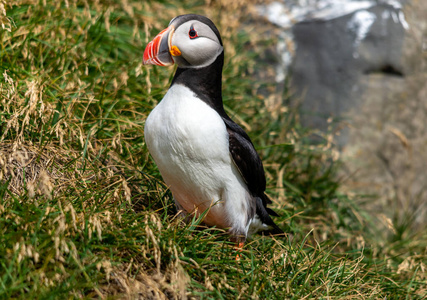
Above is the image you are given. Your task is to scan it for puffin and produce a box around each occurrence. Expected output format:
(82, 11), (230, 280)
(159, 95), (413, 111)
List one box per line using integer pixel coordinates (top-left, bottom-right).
(143, 14), (283, 247)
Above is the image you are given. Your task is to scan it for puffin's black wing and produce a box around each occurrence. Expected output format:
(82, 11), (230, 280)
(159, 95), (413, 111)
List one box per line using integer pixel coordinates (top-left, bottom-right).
(223, 118), (283, 234)
(223, 117), (266, 196)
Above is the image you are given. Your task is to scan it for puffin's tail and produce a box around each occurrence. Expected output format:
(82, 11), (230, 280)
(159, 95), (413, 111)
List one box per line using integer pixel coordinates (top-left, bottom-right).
(256, 194), (284, 235)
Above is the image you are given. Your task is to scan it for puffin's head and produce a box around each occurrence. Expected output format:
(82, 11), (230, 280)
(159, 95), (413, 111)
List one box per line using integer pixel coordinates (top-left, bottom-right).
(143, 14), (223, 69)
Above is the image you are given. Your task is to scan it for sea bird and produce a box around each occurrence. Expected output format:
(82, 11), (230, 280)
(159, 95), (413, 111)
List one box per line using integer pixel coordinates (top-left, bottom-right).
(143, 14), (283, 248)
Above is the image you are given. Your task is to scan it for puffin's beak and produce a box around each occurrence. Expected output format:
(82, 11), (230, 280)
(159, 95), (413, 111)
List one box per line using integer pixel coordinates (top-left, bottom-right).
(143, 26), (175, 66)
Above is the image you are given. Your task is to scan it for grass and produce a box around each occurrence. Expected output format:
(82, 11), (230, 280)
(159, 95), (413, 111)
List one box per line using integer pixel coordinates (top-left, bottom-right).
(0, 0), (426, 298)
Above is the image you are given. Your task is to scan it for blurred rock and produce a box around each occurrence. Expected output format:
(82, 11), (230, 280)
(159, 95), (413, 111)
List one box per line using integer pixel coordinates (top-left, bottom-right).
(290, 1), (407, 144)
(341, 1), (427, 231)
(257, 0), (427, 231)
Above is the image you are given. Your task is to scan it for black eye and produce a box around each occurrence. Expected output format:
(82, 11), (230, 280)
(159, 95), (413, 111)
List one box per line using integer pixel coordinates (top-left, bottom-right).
(189, 25), (198, 39)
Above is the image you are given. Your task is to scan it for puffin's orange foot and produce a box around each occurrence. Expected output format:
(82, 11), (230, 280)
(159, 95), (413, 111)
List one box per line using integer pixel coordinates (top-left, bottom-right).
(235, 242), (244, 261)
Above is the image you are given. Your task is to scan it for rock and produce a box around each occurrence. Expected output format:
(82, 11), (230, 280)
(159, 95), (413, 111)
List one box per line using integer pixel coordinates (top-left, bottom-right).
(257, 0), (427, 231)
(341, 1), (427, 231)
(290, 1), (408, 144)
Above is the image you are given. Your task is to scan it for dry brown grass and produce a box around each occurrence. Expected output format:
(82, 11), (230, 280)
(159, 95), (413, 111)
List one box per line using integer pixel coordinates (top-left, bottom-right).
(0, 142), (75, 198)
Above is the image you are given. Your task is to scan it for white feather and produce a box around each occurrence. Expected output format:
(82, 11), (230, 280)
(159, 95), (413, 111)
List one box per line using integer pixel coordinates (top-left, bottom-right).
(145, 84), (252, 236)
(247, 215), (270, 237)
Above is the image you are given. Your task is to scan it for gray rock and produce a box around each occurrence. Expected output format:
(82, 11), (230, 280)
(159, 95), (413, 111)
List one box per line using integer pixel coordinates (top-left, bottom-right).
(257, 0), (427, 232)
(291, 2), (407, 144)
(340, 1), (427, 231)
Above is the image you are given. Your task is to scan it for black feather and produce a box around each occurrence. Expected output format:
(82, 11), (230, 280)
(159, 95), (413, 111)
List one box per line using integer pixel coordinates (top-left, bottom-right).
(256, 197), (283, 235)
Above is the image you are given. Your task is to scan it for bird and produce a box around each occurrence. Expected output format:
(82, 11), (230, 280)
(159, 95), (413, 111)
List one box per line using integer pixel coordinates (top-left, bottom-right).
(143, 14), (283, 248)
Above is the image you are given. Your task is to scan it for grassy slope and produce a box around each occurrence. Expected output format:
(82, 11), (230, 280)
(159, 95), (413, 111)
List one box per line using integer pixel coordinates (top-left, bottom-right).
(0, 0), (425, 298)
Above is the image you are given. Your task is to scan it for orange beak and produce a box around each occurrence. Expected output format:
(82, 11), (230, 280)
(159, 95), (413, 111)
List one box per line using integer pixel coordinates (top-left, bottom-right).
(143, 26), (175, 66)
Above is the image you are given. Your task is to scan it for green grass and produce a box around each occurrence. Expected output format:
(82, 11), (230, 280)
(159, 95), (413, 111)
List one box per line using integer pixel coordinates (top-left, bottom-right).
(1, 0), (426, 298)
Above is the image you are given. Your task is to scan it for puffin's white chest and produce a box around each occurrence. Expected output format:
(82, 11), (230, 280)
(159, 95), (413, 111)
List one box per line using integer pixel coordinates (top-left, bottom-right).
(145, 84), (249, 229)
(144, 84), (229, 167)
